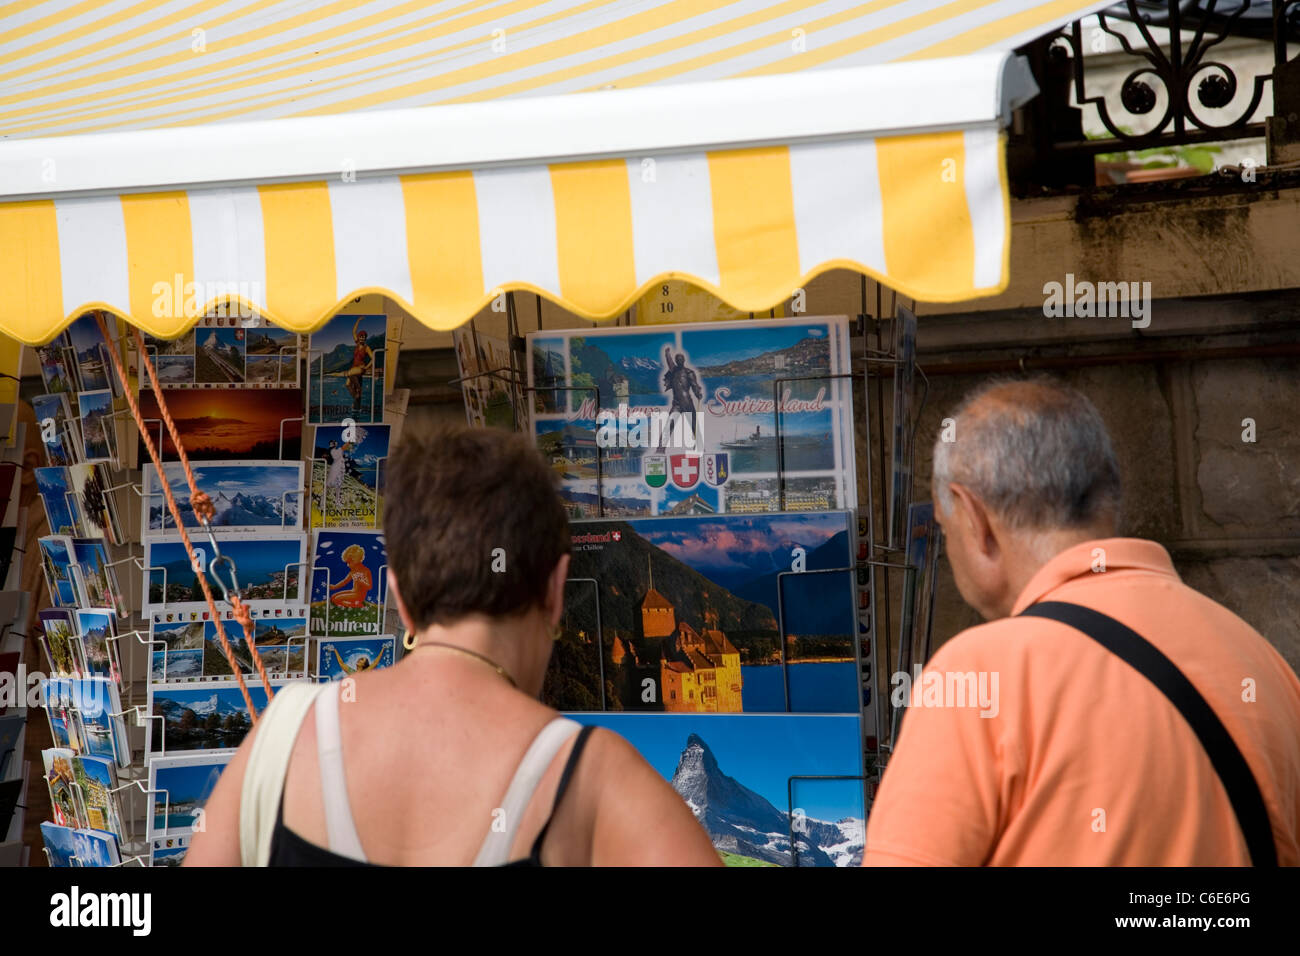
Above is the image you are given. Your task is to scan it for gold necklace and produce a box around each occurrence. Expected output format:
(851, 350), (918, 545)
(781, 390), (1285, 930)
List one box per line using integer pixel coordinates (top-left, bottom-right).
(414, 641), (517, 689)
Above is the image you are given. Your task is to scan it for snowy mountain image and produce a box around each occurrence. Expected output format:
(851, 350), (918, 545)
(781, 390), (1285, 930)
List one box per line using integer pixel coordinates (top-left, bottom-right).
(151, 683), (274, 753)
(670, 733), (864, 867)
(146, 462), (302, 532)
(149, 490), (295, 529)
(619, 354), (662, 373)
(567, 713), (866, 867)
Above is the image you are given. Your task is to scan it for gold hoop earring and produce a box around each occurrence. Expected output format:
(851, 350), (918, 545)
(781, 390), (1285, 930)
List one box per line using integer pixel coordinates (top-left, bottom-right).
(402, 629), (418, 651)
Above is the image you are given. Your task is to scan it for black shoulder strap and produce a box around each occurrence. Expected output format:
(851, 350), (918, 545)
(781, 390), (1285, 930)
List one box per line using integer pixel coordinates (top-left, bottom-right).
(525, 724), (596, 865)
(1019, 601), (1277, 867)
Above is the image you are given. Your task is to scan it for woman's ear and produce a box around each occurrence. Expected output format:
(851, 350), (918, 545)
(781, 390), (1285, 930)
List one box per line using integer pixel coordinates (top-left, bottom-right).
(388, 570), (415, 633)
(545, 554), (571, 628)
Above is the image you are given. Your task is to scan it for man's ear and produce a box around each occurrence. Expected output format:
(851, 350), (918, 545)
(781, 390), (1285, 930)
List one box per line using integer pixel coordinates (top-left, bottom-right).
(546, 554), (571, 628)
(948, 482), (998, 559)
(387, 570), (415, 633)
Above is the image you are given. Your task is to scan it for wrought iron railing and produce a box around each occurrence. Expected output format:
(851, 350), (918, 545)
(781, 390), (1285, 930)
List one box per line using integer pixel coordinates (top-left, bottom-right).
(1026, 0), (1300, 158)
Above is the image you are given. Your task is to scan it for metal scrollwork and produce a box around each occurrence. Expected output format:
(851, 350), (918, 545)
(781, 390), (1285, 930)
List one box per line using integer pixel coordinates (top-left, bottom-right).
(1046, 0), (1300, 152)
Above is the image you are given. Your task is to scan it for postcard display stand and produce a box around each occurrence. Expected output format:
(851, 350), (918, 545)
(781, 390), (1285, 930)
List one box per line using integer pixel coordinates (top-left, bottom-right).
(521, 313), (914, 867)
(28, 313), (406, 867)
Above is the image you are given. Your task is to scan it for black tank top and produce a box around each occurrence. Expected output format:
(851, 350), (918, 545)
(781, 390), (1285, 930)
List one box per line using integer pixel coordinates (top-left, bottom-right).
(267, 725), (596, 867)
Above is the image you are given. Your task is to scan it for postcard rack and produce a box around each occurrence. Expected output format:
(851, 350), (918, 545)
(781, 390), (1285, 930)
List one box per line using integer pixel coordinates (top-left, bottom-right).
(849, 301), (939, 770)
(28, 312), (415, 867)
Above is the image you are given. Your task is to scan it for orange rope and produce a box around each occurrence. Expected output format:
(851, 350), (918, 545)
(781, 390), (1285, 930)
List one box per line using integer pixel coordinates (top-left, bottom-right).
(94, 313), (275, 721)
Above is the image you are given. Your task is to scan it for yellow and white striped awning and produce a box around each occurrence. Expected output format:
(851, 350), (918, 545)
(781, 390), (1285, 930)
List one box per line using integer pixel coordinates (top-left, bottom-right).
(0, 0), (1117, 344)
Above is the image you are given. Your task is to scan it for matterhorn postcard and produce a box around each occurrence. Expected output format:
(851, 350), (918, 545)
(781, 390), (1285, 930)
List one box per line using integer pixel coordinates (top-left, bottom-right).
(569, 713), (865, 867)
(544, 511), (859, 714)
(526, 317), (855, 518)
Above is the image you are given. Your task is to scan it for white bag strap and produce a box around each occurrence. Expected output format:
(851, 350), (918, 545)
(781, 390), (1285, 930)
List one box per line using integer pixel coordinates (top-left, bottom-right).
(315, 680), (366, 861)
(238, 682), (327, 867)
(472, 717), (581, 866)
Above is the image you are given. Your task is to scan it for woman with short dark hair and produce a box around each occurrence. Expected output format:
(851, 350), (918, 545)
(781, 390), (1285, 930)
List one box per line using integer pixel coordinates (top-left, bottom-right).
(187, 426), (720, 866)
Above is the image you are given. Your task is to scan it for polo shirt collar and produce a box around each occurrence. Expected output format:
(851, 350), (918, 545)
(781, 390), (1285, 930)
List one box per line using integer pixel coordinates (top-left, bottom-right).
(1011, 538), (1179, 616)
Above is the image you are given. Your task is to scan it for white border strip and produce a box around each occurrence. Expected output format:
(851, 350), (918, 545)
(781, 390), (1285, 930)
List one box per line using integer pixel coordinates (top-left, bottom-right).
(0, 51), (1028, 200)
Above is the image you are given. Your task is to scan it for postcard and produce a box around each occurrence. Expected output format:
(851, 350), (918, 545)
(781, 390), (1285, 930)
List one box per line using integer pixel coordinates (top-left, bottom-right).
(64, 314), (114, 392)
(137, 388), (304, 462)
(150, 834), (190, 866)
(142, 532), (308, 613)
(309, 424), (389, 529)
(200, 619), (259, 678)
(194, 326), (247, 385)
(72, 827), (122, 867)
(309, 531), (387, 638)
(245, 325), (301, 386)
(68, 462), (125, 545)
(254, 643), (307, 678)
(142, 460), (303, 535)
(41, 678), (78, 750)
(33, 392), (79, 466)
(140, 328), (195, 387)
(307, 314), (394, 424)
(140, 330), (194, 361)
(526, 317), (856, 517)
(70, 677), (130, 769)
(41, 822), (123, 867)
(544, 512), (859, 715)
(76, 609), (121, 686)
(254, 615), (307, 646)
(568, 713), (864, 866)
(77, 389), (116, 463)
(452, 328), (524, 430)
(142, 319), (301, 388)
(36, 337), (74, 394)
(40, 821), (79, 866)
(34, 467), (77, 537)
(38, 535), (81, 607)
(149, 619), (206, 682)
(148, 679), (285, 755)
(43, 747), (87, 829)
(71, 538), (127, 618)
(315, 636), (395, 682)
(72, 754), (125, 840)
(148, 752), (232, 839)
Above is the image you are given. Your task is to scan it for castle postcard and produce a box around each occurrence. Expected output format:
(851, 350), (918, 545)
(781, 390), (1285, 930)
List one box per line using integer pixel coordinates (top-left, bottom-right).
(544, 512), (859, 715)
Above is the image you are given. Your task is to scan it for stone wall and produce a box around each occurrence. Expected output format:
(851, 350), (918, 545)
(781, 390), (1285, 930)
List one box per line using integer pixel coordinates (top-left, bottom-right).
(857, 335), (1300, 680)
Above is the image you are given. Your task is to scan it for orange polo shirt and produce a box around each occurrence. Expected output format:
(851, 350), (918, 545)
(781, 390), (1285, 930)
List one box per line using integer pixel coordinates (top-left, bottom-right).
(864, 538), (1300, 866)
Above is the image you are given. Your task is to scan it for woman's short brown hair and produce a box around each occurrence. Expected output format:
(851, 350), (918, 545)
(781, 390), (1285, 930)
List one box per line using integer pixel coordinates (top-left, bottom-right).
(383, 424), (570, 629)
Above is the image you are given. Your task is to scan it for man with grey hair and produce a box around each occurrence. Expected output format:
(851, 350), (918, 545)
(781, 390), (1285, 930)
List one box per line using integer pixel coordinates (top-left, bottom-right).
(864, 378), (1300, 866)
